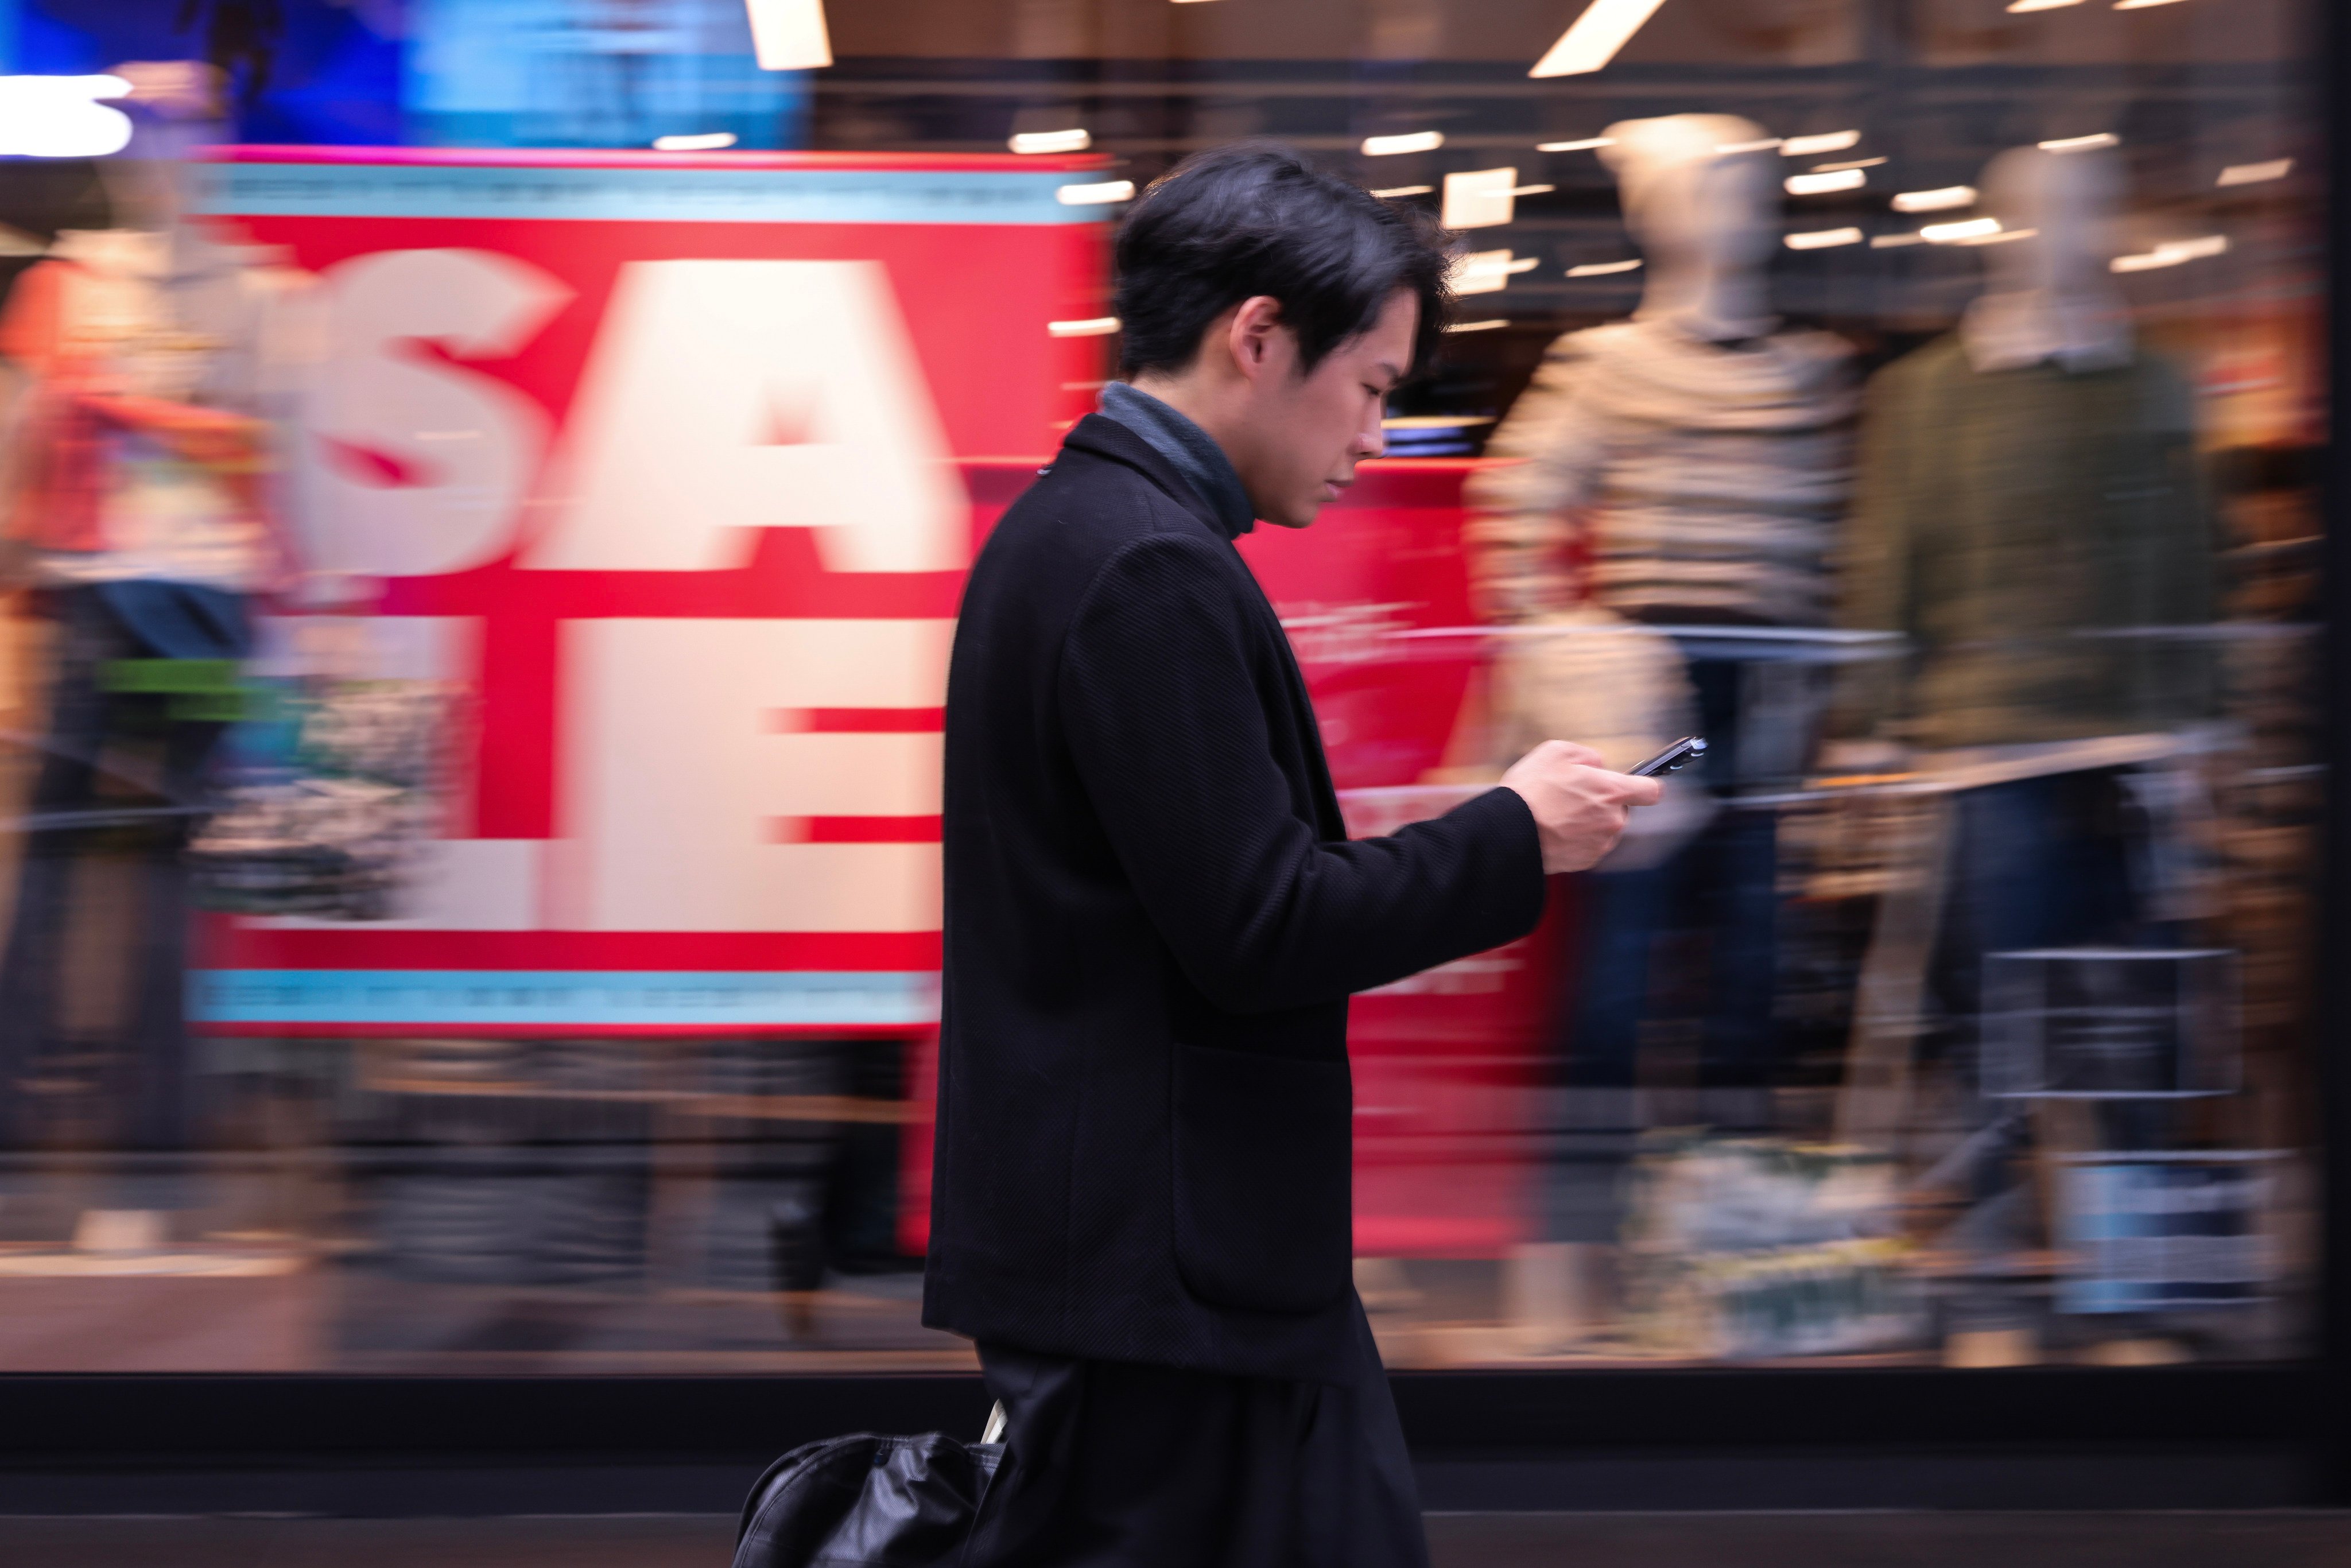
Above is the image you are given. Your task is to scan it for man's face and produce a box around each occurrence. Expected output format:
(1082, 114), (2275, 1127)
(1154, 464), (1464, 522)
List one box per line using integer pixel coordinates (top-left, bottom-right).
(1231, 288), (1416, 529)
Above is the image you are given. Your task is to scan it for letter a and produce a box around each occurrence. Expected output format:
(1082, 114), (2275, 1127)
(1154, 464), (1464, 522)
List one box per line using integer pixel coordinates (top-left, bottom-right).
(524, 259), (966, 574)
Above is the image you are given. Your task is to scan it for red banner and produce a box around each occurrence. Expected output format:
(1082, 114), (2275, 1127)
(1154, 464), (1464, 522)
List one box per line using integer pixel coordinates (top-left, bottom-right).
(189, 148), (1109, 1036)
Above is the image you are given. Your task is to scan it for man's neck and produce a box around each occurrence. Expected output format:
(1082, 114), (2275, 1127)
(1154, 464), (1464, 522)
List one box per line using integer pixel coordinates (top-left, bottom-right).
(1100, 379), (1259, 540)
(1127, 371), (1244, 467)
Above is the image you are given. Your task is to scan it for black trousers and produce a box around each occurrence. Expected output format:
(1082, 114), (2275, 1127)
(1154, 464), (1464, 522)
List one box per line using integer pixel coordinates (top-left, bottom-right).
(961, 1295), (1427, 1568)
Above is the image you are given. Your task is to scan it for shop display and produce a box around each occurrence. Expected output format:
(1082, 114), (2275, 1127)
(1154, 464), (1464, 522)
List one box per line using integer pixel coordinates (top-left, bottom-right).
(0, 160), (304, 1153)
(2054, 1152), (2283, 1315)
(1620, 1135), (1921, 1361)
(1981, 948), (2240, 1100)
(190, 674), (453, 919)
(1464, 119), (1862, 1268)
(0, 0), (2321, 1382)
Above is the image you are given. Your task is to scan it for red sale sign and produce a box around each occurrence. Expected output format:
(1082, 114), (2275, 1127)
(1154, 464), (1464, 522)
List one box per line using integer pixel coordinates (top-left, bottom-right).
(189, 148), (1110, 1036)
(190, 150), (1555, 1256)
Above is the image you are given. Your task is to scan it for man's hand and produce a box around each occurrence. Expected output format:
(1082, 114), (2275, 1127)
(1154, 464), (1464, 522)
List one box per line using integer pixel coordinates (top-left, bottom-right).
(1499, 740), (1665, 875)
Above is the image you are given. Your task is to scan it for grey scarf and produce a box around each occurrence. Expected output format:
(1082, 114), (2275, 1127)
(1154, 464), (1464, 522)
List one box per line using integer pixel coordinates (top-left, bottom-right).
(1096, 381), (1256, 540)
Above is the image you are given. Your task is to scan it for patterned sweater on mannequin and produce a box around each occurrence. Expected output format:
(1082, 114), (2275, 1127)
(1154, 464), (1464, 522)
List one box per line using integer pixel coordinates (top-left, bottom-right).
(1465, 318), (1859, 627)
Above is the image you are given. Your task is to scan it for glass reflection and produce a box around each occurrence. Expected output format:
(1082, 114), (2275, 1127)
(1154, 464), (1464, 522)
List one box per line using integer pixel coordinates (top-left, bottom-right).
(0, 0), (2318, 1373)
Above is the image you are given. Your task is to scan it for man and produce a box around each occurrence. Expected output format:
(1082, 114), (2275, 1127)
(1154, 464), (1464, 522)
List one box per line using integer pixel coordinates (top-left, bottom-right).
(926, 145), (1659, 1566)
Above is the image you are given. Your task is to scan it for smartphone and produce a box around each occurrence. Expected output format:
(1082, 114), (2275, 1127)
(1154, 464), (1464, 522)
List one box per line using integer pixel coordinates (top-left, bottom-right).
(1628, 736), (1708, 778)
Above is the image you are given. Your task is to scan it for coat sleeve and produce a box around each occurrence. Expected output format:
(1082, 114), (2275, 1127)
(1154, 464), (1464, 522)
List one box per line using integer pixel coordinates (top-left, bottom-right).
(1058, 532), (1547, 1015)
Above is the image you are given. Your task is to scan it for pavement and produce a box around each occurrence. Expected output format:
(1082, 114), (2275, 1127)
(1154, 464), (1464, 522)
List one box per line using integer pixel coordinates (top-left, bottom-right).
(4, 1512), (2351, 1566)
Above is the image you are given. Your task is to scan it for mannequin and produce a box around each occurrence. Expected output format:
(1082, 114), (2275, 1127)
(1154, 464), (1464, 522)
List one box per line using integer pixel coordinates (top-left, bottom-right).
(0, 72), (298, 1152)
(1467, 106), (1858, 1033)
(1836, 143), (2218, 1364)
(1469, 117), (1860, 1348)
(1838, 140), (2213, 753)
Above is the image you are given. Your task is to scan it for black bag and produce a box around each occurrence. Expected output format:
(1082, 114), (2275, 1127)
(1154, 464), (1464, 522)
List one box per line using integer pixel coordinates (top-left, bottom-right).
(732, 1419), (1005, 1568)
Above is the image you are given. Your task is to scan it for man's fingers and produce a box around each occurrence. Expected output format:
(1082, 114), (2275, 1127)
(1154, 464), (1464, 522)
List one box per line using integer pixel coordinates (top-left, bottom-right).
(1528, 740), (1604, 769)
(1565, 766), (1662, 806)
(1619, 774), (1665, 807)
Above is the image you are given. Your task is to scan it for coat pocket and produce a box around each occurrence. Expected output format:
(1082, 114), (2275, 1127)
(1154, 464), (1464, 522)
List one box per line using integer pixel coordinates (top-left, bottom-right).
(1170, 1042), (1353, 1316)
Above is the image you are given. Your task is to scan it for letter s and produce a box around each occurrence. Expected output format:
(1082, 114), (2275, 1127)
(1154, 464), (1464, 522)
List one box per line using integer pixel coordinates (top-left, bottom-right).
(305, 249), (571, 579)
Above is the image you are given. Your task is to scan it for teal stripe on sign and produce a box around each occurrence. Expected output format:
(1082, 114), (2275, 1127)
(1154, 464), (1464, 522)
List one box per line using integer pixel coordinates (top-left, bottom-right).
(191, 969), (940, 1027)
(190, 162), (1112, 225)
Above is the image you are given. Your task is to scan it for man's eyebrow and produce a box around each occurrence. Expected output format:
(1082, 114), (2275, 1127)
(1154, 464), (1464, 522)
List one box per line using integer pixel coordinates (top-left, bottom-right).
(1372, 362), (1403, 386)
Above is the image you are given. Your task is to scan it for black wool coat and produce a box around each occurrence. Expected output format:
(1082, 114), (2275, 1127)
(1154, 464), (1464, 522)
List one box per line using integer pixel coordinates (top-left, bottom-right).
(921, 413), (1548, 1383)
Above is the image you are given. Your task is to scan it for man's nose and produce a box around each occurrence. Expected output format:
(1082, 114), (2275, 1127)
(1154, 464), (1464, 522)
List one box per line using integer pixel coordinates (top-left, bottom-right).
(1358, 412), (1386, 460)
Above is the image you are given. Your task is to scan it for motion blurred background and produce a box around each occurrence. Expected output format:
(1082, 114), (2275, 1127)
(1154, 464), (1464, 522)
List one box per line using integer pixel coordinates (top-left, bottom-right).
(0, 0), (2338, 1548)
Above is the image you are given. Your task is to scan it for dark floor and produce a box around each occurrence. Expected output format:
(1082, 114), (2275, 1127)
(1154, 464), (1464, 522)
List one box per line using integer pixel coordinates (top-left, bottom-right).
(2, 1512), (2350, 1567)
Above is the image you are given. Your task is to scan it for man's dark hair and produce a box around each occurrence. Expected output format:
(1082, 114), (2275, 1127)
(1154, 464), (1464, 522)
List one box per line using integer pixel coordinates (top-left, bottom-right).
(1114, 142), (1454, 381)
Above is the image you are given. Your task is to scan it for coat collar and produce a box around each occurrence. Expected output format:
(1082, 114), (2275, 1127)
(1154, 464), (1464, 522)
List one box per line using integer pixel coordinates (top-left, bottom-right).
(1057, 414), (1239, 538)
(1093, 382), (1256, 540)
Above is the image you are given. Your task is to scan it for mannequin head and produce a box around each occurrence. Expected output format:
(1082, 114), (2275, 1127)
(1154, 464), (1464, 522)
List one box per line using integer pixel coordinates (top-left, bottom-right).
(1977, 143), (2125, 300)
(1957, 142), (2133, 372)
(1600, 114), (1779, 339)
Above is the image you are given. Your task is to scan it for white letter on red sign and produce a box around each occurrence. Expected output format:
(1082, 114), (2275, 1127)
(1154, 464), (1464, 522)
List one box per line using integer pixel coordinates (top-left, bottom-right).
(554, 619), (952, 932)
(307, 248), (572, 579)
(523, 259), (967, 574)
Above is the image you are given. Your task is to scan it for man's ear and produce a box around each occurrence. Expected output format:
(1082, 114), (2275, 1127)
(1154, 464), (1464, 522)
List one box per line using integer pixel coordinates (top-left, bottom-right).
(1225, 295), (1286, 386)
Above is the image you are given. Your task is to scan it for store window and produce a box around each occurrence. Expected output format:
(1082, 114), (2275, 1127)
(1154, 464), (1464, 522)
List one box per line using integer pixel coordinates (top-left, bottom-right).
(0, 0), (2322, 1373)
